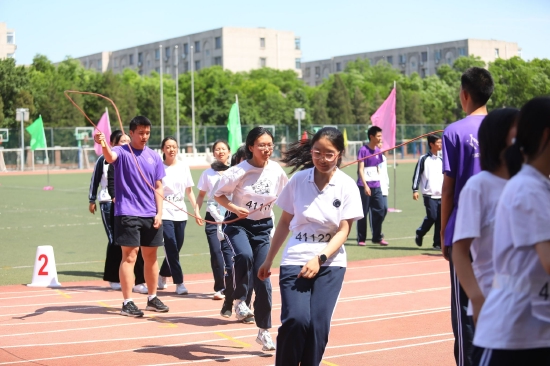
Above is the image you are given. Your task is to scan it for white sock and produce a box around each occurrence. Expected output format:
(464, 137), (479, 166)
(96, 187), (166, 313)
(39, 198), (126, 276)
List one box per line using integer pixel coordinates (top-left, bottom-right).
(148, 294), (157, 301)
(123, 299), (133, 305)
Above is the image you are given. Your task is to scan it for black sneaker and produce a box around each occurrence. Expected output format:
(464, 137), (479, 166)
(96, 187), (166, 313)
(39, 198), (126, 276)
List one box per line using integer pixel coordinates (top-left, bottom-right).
(433, 245), (441, 250)
(415, 233), (423, 247)
(220, 302), (232, 318)
(120, 301), (144, 317)
(146, 296), (169, 313)
(242, 315), (255, 324)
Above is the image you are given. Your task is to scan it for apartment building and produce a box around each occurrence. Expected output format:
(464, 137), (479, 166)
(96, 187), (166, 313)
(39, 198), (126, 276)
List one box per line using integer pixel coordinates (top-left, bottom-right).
(0, 22), (17, 60)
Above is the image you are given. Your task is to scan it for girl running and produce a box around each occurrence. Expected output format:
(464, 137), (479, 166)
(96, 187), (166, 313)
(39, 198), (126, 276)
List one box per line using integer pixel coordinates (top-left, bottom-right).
(472, 97), (550, 365)
(215, 127), (288, 351)
(157, 137), (202, 295)
(452, 108), (518, 325)
(258, 127), (363, 365)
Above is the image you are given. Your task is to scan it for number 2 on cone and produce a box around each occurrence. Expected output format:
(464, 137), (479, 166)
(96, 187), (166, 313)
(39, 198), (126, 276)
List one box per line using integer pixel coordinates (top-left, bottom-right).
(38, 254), (49, 275)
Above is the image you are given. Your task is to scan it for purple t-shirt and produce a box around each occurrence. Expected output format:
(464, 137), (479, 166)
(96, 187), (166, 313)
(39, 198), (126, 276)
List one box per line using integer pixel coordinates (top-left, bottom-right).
(112, 145), (165, 217)
(357, 145), (382, 188)
(442, 114), (485, 246)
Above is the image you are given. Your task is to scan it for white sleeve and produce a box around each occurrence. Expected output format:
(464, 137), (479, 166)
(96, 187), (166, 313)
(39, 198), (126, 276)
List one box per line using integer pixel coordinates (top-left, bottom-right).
(341, 178), (364, 221)
(510, 188), (550, 248)
(215, 166), (242, 197)
(197, 169), (209, 192)
(277, 168), (289, 196)
(184, 164), (194, 188)
(275, 174), (295, 215)
(453, 183), (482, 243)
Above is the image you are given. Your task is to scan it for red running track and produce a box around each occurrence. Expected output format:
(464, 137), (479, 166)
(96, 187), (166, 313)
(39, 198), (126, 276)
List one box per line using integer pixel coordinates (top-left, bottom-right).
(0, 255), (454, 366)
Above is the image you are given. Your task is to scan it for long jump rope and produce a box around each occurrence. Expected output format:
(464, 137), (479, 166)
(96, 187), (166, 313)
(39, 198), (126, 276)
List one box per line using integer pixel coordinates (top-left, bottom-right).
(64, 90), (443, 225)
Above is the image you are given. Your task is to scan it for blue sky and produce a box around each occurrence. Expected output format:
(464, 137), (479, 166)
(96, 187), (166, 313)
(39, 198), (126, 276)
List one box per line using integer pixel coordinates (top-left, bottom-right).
(2, 0), (549, 65)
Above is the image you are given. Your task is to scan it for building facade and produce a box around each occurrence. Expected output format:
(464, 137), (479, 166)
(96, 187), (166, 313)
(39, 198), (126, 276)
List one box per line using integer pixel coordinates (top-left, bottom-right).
(301, 39), (519, 86)
(0, 23), (17, 60)
(74, 27), (302, 78)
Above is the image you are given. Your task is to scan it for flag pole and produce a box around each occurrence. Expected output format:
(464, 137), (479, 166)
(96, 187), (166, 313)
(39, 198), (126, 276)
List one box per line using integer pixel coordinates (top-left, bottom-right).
(42, 115), (53, 190)
(191, 44), (196, 157)
(175, 45), (180, 146)
(391, 80), (401, 212)
(160, 45), (164, 142)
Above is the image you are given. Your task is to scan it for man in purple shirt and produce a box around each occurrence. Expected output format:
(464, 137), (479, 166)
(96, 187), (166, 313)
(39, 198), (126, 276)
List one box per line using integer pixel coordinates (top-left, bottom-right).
(357, 126), (388, 246)
(441, 67), (494, 366)
(95, 116), (169, 317)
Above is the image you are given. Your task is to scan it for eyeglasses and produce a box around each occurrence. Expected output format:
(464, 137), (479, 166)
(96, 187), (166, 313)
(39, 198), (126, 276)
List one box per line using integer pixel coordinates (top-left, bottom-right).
(256, 144), (275, 151)
(311, 150), (339, 162)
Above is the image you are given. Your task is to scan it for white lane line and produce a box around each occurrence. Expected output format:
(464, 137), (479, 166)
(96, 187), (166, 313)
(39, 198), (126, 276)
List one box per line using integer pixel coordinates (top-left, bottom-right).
(345, 271), (448, 284)
(347, 258), (443, 270)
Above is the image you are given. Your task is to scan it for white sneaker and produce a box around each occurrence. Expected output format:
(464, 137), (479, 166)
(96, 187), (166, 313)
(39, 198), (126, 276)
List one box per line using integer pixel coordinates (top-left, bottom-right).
(109, 282), (121, 290)
(234, 299), (254, 321)
(176, 283), (188, 295)
(132, 283), (148, 294)
(213, 290), (225, 300)
(158, 276), (168, 290)
(256, 328), (276, 351)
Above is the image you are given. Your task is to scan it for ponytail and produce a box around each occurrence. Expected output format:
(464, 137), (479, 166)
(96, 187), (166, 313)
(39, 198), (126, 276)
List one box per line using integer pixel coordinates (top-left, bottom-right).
(281, 138), (314, 174)
(504, 142), (524, 178)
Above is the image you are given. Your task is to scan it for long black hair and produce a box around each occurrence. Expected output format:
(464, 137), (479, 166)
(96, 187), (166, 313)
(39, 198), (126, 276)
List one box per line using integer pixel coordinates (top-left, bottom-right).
(478, 108), (519, 172)
(110, 130), (124, 145)
(245, 127), (274, 159)
(231, 146), (247, 166)
(212, 139), (230, 152)
(281, 127), (345, 174)
(160, 136), (177, 161)
(506, 97), (550, 177)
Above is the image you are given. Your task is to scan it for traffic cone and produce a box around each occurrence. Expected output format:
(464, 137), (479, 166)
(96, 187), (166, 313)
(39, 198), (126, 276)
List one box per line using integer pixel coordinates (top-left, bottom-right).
(27, 246), (62, 287)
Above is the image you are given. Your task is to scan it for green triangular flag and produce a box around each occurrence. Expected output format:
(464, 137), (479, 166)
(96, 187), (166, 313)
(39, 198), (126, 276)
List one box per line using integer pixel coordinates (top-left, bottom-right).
(227, 103), (242, 153)
(25, 115), (47, 150)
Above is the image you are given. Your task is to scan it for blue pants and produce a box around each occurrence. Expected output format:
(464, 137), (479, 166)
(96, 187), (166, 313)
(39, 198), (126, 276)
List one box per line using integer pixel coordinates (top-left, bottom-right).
(417, 196), (441, 247)
(276, 265), (345, 366)
(357, 186), (384, 242)
(159, 220), (187, 285)
(224, 214), (272, 329)
(204, 213), (231, 292)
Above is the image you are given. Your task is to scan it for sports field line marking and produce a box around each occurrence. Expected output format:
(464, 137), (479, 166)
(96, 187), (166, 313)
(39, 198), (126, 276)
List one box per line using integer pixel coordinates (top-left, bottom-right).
(215, 332), (251, 347)
(345, 271), (449, 284)
(347, 258), (443, 270)
(0, 222), (100, 231)
(150, 316), (177, 328)
(332, 309), (449, 327)
(55, 290), (71, 299)
(0, 304), (449, 344)
(321, 360), (338, 366)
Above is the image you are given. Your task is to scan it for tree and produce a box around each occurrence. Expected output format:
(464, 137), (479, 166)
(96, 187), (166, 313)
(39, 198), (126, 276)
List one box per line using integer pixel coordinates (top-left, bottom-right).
(326, 74), (354, 124)
(0, 58), (29, 127)
(0, 96), (4, 125)
(310, 90), (329, 125)
(352, 86), (370, 124)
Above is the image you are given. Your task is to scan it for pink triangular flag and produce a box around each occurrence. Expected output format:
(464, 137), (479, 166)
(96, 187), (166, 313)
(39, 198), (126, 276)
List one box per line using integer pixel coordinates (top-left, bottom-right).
(94, 112), (111, 156)
(371, 87), (396, 151)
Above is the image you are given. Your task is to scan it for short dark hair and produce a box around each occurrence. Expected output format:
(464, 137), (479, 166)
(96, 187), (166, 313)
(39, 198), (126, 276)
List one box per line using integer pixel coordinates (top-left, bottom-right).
(110, 130), (124, 145)
(245, 127), (274, 159)
(427, 134), (441, 148)
(461, 67), (494, 107)
(212, 139), (230, 152)
(367, 126), (382, 139)
(129, 116), (152, 131)
(478, 108), (519, 172)
(281, 127), (345, 173)
(506, 97), (550, 176)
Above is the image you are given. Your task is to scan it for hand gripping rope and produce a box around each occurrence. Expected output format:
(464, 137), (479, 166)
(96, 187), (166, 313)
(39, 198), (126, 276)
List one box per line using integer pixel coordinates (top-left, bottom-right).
(65, 90), (442, 224)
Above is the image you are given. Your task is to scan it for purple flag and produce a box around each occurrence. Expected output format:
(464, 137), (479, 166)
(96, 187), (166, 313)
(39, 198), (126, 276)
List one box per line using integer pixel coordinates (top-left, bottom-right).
(94, 112), (111, 156)
(371, 88), (396, 151)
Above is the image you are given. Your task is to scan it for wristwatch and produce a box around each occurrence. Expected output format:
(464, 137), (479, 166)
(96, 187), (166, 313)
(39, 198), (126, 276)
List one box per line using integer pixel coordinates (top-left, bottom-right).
(318, 254), (328, 264)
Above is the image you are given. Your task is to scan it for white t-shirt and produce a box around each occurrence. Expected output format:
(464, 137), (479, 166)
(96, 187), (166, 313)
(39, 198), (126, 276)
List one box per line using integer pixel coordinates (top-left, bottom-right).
(161, 161), (194, 221)
(276, 168), (364, 267)
(474, 164), (550, 350)
(197, 168), (223, 212)
(453, 171), (507, 316)
(379, 155), (390, 196)
(215, 160), (288, 221)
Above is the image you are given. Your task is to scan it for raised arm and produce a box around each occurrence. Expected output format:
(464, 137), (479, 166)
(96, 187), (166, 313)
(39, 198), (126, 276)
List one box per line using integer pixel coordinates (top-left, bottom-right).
(94, 131), (118, 163)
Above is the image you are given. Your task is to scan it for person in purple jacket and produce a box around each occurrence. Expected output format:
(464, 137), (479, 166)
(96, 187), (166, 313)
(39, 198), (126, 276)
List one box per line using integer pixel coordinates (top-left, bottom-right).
(440, 67), (494, 366)
(95, 116), (169, 318)
(356, 126), (388, 246)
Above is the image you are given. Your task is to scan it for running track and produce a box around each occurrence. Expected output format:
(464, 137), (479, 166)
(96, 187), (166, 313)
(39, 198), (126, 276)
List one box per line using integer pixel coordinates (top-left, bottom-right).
(0, 255), (454, 365)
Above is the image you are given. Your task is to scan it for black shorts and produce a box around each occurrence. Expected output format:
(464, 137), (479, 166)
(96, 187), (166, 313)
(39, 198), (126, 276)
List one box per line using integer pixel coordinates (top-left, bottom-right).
(114, 216), (164, 247)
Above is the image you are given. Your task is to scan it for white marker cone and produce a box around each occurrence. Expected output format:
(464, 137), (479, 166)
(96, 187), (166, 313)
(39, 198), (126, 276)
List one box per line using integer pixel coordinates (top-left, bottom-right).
(27, 245), (62, 287)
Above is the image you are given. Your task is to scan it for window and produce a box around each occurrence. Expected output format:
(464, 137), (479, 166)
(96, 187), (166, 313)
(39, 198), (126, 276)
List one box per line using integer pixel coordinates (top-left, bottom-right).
(7, 32), (14, 44)
(129, 54), (134, 65)
(295, 38), (301, 50)
(421, 68), (427, 78)
(399, 54), (406, 64)
(155, 49), (160, 60)
(260, 57), (267, 67)
(336, 62), (342, 72)
(114, 58), (118, 67)
(195, 60), (200, 70)
(205, 49), (210, 56)
(295, 58), (301, 69)
(421, 52), (428, 62)
(305, 67), (310, 77)
(165, 46), (171, 59)
(434, 50), (441, 62)
(495, 48), (500, 58)
(214, 56), (222, 66)
(7, 53), (14, 58)
(183, 43), (188, 56)
(155, 67), (160, 73)
(215, 37), (222, 49)
(458, 47), (467, 56)
(411, 61), (416, 68)
(386, 56), (393, 65)
(138, 52), (143, 64)
(315, 66), (320, 78)
(260, 37), (266, 48)
(194, 41), (200, 52)
(98, 60), (102, 70)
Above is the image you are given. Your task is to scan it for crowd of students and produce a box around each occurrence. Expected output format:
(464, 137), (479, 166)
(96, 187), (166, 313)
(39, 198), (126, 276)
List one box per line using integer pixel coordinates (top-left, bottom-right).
(87, 66), (550, 365)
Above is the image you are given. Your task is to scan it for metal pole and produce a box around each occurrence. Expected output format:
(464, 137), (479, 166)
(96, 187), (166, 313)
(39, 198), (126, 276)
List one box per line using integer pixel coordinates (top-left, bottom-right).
(175, 45), (180, 146)
(20, 110), (24, 171)
(191, 45), (196, 155)
(160, 44), (164, 141)
(298, 116), (301, 140)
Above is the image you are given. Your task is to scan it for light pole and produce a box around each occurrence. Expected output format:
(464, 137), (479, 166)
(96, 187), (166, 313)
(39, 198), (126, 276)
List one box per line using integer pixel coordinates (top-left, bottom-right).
(190, 44), (196, 155)
(16, 108), (29, 171)
(160, 44), (164, 141)
(175, 45), (180, 146)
